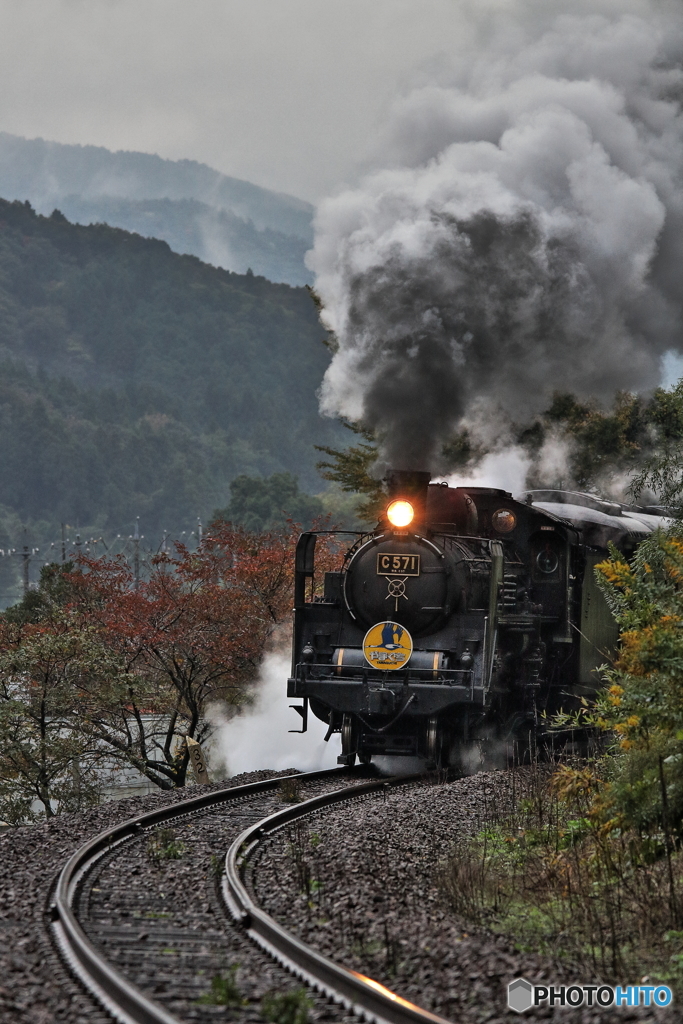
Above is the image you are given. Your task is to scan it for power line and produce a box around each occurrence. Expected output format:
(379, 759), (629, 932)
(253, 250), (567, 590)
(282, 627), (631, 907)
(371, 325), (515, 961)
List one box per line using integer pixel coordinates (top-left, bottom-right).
(0, 513), (206, 601)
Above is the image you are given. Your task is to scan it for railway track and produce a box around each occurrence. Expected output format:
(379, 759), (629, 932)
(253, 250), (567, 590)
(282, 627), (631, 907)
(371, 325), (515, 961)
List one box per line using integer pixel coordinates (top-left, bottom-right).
(49, 766), (452, 1024)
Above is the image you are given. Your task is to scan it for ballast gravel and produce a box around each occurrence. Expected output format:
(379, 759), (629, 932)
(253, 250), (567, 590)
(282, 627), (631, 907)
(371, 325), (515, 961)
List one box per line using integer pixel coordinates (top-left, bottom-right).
(251, 769), (681, 1024)
(2, 766), (680, 1024)
(0, 769), (302, 1024)
(76, 771), (363, 1024)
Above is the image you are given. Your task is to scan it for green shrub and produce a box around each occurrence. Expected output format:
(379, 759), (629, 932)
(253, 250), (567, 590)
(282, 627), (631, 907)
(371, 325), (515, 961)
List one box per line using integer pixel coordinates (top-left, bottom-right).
(279, 776), (302, 803)
(146, 827), (185, 864)
(261, 988), (312, 1024)
(197, 966), (245, 1007)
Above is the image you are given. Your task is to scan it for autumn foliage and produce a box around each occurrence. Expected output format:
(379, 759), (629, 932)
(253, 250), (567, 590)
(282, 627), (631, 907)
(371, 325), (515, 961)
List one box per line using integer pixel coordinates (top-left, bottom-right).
(0, 519), (340, 816)
(73, 525), (292, 718)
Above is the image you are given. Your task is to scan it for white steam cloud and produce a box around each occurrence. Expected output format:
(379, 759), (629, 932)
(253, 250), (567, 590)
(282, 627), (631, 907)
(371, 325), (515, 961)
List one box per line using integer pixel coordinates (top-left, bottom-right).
(213, 651), (340, 775)
(310, 0), (683, 472)
(443, 434), (573, 495)
(444, 446), (533, 494)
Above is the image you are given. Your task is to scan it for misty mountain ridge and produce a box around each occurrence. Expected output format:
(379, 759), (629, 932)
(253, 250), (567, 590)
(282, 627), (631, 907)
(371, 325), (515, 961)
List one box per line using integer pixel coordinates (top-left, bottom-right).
(0, 133), (313, 285)
(54, 195), (312, 286)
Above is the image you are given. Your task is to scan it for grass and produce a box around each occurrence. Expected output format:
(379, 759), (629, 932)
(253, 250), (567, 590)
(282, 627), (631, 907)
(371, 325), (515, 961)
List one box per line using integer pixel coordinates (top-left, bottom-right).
(261, 988), (312, 1024)
(437, 761), (683, 992)
(286, 822), (317, 898)
(146, 827), (185, 865)
(197, 966), (246, 1007)
(281, 821), (404, 978)
(196, 970), (313, 1020)
(279, 777), (302, 803)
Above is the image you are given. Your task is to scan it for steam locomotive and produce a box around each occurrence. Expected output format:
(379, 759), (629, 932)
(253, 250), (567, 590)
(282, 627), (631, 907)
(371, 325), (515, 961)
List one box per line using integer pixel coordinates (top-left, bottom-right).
(287, 470), (669, 766)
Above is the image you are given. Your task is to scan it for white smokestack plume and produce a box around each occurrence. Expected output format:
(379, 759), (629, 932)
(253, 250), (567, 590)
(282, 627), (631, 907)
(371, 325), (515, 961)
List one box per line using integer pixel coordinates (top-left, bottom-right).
(310, 0), (683, 472)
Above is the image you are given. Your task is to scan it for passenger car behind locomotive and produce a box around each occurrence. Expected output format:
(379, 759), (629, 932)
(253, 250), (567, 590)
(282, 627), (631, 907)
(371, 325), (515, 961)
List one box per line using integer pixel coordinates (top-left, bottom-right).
(288, 470), (668, 765)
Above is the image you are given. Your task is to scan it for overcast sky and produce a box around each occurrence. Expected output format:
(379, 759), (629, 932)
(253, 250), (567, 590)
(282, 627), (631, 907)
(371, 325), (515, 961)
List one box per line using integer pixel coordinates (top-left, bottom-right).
(0, 0), (483, 202)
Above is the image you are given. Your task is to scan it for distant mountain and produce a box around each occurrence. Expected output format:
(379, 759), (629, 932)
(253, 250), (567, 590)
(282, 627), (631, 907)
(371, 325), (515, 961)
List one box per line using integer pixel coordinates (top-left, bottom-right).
(0, 198), (341, 560)
(55, 195), (312, 285)
(0, 133), (314, 284)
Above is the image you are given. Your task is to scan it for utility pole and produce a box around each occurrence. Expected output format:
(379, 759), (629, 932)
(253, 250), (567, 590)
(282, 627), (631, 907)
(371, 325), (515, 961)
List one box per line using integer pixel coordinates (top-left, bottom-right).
(197, 516), (203, 547)
(16, 530), (40, 596)
(61, 523), (66, 563)
(133, 518), (140, 591)
(21, 530), (29, 596)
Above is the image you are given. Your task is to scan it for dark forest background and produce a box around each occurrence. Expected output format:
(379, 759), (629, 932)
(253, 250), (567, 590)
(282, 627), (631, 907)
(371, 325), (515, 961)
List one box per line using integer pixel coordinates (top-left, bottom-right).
(0, 197), (343, 600)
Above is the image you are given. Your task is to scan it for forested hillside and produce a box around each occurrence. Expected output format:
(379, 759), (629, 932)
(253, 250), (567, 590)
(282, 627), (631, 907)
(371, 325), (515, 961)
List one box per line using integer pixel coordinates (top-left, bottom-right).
(0, 198), (340, 577)
(0, 133), (313, 285)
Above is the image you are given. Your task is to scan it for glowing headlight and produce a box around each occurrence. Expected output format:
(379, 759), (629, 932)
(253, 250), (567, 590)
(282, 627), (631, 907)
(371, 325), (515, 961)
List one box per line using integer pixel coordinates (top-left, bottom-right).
(492, 508), (517, 533)
(386, 499), (414, 528)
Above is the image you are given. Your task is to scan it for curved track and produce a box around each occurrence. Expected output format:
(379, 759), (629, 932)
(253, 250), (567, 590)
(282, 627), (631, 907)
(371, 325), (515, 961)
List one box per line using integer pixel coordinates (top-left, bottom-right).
(50, 767), (452, 1024)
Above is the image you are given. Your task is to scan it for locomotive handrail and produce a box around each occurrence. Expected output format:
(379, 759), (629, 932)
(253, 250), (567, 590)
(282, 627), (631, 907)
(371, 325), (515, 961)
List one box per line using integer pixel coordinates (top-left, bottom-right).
(50, 766), (355, 1024)
(294, 661), (475, 684)
(223, 774), (453, 1024)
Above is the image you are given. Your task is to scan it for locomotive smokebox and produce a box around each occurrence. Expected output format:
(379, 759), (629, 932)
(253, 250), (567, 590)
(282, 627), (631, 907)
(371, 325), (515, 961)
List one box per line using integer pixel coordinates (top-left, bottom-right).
(385, 469), (432, 525)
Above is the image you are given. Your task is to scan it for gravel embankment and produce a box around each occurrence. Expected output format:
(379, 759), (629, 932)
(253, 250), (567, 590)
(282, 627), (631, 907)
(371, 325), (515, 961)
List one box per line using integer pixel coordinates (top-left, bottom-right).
(252, 770), (681, 1024)
(0, 770), (296, 1024)
(78, 772), (364, 1024)
(4, 766), (681, 1024)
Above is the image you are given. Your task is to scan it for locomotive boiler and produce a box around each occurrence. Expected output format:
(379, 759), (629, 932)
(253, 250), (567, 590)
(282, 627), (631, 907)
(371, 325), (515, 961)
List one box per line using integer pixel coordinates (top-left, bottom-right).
(287, 470), (668, 766)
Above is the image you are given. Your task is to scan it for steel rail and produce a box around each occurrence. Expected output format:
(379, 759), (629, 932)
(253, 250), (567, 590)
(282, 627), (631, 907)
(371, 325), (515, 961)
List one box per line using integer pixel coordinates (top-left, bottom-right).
(50, 766), (353, 1024)
(223, 776), (453, 1024)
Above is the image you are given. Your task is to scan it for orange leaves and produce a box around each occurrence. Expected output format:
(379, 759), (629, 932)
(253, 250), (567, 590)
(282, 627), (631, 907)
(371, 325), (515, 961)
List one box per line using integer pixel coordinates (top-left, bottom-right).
(614, 614), (682, 679)
(551, 763), (602, 804)
(65, 521), (341, 714)
(614, 715), (641, 734)
(595, 557), (633, 591)
(659, 536), (683, 585)
(0, 522), (345, 796)
(615, 628), (651, 676)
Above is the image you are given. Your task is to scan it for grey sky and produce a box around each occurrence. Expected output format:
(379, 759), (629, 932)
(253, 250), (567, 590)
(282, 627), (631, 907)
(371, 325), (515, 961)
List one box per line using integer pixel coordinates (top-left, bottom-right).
(0, 0), (476, 202)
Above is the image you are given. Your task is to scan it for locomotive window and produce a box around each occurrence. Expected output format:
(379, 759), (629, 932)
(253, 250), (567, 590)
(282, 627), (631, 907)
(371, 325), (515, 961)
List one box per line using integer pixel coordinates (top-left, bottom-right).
(536, 548), (559, 574)
(492, 509), (516, 533)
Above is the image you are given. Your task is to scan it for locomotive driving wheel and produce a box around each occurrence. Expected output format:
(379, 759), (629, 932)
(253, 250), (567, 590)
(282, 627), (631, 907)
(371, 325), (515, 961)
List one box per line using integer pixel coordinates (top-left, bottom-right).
(338, 714), (357, 766)
(425, 714), (447, 767)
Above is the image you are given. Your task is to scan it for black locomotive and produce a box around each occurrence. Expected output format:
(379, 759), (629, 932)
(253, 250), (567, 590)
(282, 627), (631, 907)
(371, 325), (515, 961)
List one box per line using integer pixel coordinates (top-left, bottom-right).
(288, 470), (668, 766)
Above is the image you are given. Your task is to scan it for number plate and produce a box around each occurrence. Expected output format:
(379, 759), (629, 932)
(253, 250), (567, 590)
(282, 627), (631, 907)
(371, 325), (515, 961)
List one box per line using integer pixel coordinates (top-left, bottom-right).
(376, 553), (421, 576)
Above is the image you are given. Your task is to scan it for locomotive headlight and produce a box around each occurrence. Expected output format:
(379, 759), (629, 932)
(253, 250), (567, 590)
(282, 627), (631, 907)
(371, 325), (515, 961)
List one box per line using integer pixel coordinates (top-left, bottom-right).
(386, 499), (414, 528)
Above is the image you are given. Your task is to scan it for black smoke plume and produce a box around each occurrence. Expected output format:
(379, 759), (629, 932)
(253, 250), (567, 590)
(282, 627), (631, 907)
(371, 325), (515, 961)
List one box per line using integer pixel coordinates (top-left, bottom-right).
(310, 0), (683, 473)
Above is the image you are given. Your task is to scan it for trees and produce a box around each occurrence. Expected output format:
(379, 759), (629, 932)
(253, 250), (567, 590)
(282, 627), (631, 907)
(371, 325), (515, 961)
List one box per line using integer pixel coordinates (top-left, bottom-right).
(538, 390), (661, 491)
(65, 520), (338, 791)
(214, 472), (323, 533)
(67, 525), (296, 788)
(0, 520), (341, 818)
(315, 386), (683, 524)
(550, 527), (683, 835)
(630, 380), (683, 511)
(0, 196), (344, 546)
(315, 422), (386, 524)
(0, 617), (119, 821)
